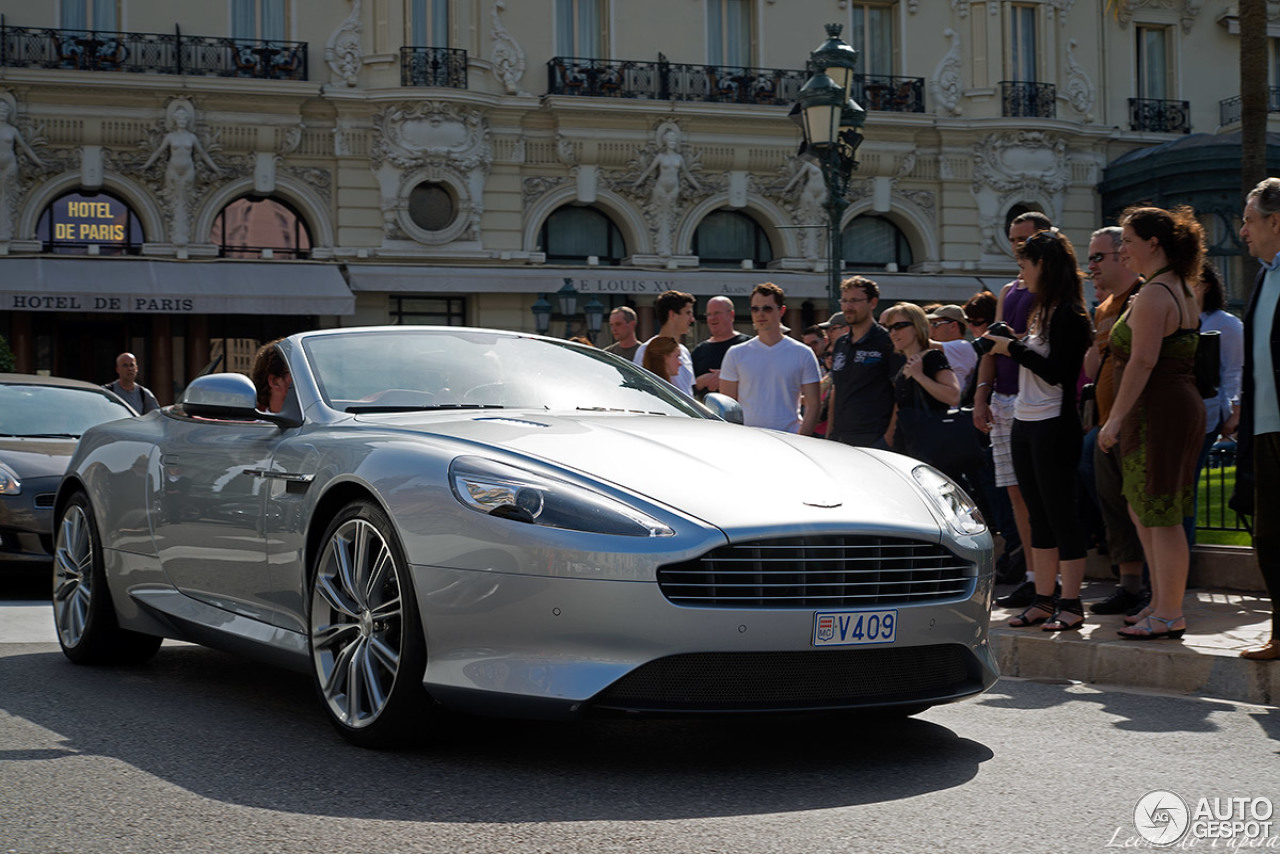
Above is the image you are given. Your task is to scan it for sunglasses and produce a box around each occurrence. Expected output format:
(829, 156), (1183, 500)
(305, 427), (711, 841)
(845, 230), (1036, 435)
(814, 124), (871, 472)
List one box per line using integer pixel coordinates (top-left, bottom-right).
(965, 317), (989, 325)
(1087, 252), (1120, 264)
(886, 320), (915, 331)
(929, 318), (958, 327)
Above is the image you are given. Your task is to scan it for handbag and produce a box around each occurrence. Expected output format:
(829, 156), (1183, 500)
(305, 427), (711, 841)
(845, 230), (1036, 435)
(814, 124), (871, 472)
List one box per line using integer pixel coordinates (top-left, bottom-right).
(1195, 328), (1221, 399)
(897, 381), (986, 476)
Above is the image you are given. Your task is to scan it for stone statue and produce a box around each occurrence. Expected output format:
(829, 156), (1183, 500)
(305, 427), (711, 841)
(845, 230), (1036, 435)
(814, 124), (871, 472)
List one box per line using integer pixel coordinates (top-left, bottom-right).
(0, 100), (43, 242)
(633, 127), (699, 256)
(142, 103), (220, 245)
(784, 160), (828, 260)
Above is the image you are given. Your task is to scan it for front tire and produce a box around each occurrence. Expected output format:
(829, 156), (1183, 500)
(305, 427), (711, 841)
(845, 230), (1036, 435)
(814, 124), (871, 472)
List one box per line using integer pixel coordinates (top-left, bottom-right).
(309, 499), (433, 748)
(53, 492), (161, 665)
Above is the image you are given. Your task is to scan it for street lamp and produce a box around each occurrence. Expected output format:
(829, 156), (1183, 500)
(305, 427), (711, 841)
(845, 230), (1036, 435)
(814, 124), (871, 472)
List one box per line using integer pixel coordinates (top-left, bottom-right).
(530, 280), (607, 342)
(795, 23), (866, 314)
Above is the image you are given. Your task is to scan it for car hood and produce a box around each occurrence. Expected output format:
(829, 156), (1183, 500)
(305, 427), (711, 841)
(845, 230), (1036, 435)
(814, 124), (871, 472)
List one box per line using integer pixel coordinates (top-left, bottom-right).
(0, 437), (78, 479)
(356, 412), (941, 537)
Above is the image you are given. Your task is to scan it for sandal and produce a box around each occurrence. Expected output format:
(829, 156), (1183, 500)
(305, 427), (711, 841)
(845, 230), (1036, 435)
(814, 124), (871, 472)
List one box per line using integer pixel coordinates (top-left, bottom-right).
(1123, 606), (1154, 627)
(1043, 597), (1085, 632)
(1117, 615), (1186, 641)
(1007, 593), (1056, 628)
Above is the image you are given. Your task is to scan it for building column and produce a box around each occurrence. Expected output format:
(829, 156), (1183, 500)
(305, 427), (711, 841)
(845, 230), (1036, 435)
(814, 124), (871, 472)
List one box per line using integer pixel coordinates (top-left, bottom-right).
(151, 315), (173, 405)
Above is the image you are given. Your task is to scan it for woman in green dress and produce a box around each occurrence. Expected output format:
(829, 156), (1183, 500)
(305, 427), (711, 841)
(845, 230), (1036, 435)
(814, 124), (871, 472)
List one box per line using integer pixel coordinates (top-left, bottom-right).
(1098, 206), (1206, 640)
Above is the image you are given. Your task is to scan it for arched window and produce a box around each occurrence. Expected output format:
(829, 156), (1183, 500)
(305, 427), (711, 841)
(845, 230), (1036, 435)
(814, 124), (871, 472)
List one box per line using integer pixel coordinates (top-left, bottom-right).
(842, 215), (912, 271)
(37, 190), (144, 255)
(209, 196), (312, 260)
(540, 205), (626, 265)
(693, 210), (773, 269)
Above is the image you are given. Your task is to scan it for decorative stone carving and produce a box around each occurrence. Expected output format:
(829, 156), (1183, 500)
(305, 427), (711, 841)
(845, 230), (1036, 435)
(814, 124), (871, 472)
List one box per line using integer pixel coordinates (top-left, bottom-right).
(325, 0), (363, 87)
(140, 100), (222, 246)
(282, 166), (333, 206)
(1064, 39), (1095, 120)
(907, 0), (919, 12)
(951, 0), (970, 16)
(631, 122), (701, 257)
(0, 98), (45, 243)
(931, 29), (963, 117)
(898, 187), (937, 225)
(971, 131), (1070, 255)
(490, 0), (529, 96)
(1115, 0), (1204, 32)
(521, 175), (566, 206)
(782, 159), (828, 261)
(370, 101), (492, 245)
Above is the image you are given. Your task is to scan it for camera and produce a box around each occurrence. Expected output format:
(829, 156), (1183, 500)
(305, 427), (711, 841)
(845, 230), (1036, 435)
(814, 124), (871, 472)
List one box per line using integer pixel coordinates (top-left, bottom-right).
(973, 320), (1016, 356)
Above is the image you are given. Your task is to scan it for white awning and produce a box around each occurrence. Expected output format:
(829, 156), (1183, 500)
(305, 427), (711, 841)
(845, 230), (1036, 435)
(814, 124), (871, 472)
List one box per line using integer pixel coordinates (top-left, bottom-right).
(0, 257), (355, 315)
(345, 264), (1011, 303)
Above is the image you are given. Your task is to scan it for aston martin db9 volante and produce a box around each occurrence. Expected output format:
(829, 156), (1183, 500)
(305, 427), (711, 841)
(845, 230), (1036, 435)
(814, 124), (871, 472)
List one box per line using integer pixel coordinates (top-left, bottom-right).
(53, 326), (996, 747)
(0, 374), (136, 571)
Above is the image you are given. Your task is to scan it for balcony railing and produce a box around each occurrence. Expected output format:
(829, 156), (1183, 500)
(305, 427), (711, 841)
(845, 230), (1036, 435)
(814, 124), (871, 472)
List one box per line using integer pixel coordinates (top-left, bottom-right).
(400, 46), (467, 88)
(547, 55), (805, 105)
(1129, 98), (1191, 134)
(1000, 80), (1056, 119)
(853, 73), (925, 113)
(1219, 88), (1280, 126)
(0, 20), (307, 80)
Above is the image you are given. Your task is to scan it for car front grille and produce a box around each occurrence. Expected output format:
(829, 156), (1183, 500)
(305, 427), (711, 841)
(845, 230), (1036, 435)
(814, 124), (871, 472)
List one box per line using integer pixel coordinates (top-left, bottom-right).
(657, 535), (977, 608)
(590, 646), (973, 712)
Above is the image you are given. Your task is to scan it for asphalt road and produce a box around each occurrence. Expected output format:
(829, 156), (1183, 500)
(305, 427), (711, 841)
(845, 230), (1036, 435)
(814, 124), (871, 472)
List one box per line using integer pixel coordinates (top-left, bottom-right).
(2, 571), (1278, 854)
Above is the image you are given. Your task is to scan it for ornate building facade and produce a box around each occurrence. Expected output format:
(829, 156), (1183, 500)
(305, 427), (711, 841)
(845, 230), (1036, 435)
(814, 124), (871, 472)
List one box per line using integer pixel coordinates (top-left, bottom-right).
(0, 0), (1258, 398)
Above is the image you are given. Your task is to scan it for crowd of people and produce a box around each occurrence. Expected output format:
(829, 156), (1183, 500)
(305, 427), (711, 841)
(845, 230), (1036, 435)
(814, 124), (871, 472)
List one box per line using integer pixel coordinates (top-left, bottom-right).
(603, 191), (1277, 658)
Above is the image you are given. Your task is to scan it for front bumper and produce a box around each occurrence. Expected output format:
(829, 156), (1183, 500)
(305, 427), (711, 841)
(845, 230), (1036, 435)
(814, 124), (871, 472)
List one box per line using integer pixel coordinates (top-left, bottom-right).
(410, 562), (998, 719)
(0, 475), (59, 569)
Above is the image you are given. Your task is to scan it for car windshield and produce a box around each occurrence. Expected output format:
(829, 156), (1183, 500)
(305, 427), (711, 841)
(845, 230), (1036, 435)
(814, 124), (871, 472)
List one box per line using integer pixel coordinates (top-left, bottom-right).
(302, 330), (708, 418)
(0, 383), (136, 437)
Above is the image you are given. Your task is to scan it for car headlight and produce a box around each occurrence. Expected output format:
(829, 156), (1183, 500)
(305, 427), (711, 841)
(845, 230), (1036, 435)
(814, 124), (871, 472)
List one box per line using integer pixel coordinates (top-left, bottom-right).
(912, 465), (985, 536)
(0, 462), (20, 496)
(449, 456), (673, 537)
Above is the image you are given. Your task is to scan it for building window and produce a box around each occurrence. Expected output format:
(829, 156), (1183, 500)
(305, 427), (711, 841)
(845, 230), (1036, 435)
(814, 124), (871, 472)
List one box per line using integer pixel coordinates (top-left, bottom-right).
(409, 0), (449, 46)
(842, 215), (912, 271)
(232, 0), (287, 41)
(1137, 26), (1170, 100)
(209, 196), (312, 259)
(693, 210), (773, 269)
(540, 206), (626, 265)
(707, 0), (751, 67)
(60, 0), (118, 31)
(556, 0), (603, 57)
(391, 295), (466, 326)
(37, 190), (143, 255)
(408, 182), (457, 232)
(1009, 4), (1037, 82)
(850, 2), (894, 78)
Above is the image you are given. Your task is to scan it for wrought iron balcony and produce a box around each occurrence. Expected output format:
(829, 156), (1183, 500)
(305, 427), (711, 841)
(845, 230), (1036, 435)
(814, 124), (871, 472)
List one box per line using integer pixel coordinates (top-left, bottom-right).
(853, 73), (925, 113)
(1129, 98), (1190, 134)
(1000, 80), (1056, 119)
(0, 20), (307, 80)
(400, 46), (467, 88)
(547, 55), (806, 105)
(1219, 88), (1280, 126)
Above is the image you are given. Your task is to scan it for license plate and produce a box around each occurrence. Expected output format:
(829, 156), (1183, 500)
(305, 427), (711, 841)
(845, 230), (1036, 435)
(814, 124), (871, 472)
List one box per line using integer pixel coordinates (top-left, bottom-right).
(812, 609), (898, 647)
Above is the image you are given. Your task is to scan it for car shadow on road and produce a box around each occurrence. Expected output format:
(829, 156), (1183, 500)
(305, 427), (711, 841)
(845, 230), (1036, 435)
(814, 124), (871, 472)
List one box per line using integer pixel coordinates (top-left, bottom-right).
(0, 643), (994, 822)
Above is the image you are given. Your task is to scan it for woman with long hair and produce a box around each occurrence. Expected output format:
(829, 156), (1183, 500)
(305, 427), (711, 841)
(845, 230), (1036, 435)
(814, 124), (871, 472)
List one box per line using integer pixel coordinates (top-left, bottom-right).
(881, 302), (961, 471)
(641, 336), (682, 387)
(1098, 206), (1206, 640)
(983, 231), (1093, 631)
(249, 338), (291, 413)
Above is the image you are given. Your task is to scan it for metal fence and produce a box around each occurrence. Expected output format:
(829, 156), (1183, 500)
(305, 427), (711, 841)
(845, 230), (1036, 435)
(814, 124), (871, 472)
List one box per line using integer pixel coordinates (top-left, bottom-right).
(1199, 443), (1252, 536)
(0, 20), (307, 80)
(1128, 97), (1191, 134)
(1000, 80), (1056, 119)
(400, 46), (467, 88)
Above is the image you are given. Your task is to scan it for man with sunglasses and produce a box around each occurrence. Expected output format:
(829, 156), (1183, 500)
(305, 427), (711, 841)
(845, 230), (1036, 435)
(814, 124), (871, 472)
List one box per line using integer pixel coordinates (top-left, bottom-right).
(1081, 226), (1148, 616)
(926, 304), (978, 391)
(827, 275), (903, 448)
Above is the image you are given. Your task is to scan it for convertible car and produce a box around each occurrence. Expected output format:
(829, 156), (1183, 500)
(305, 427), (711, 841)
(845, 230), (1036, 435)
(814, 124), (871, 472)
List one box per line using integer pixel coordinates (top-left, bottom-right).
(53, 326), (996, 747)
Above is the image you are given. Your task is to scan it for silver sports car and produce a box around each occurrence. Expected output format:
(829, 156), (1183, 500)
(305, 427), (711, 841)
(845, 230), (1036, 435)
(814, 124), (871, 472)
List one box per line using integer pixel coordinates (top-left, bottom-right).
(54, 326), (996, 747)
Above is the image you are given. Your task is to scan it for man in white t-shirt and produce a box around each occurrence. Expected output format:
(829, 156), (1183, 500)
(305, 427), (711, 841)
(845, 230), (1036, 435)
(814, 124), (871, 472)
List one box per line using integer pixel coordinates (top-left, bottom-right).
(719, 282), (822, 434)
(633, 290), (696, 394)
(927, 304), (978, 392)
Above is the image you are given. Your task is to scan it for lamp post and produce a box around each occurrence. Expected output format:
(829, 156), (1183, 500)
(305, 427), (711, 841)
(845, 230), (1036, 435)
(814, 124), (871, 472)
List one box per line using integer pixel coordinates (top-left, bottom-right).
(795, 23), (866, 315)
(531, 279), (606, 342)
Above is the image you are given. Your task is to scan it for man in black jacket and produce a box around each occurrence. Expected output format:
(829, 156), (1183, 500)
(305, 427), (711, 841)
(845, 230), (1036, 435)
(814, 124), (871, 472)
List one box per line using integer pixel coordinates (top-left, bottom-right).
(1236, 177), (1280, 660)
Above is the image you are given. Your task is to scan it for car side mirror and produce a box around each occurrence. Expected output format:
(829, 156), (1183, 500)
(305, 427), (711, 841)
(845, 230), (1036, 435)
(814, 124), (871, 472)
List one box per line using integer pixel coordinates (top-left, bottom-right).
(180, 373), (302, 428)
(702, 392), (744, 425)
